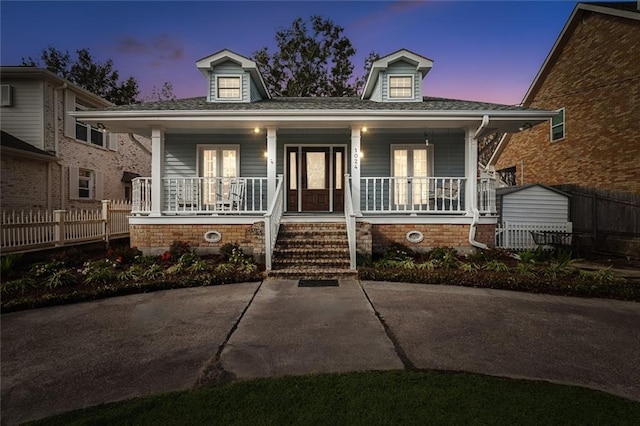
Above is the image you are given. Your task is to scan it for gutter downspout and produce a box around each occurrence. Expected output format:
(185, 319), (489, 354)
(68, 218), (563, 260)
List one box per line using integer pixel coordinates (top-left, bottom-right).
(54, 83), (67, 209)
(469, 115), (489, 250)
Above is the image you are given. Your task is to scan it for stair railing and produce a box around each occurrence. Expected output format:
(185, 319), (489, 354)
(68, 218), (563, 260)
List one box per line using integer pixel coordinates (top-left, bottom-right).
(344, 174), (357, 270)
(264, 175), (284, 271)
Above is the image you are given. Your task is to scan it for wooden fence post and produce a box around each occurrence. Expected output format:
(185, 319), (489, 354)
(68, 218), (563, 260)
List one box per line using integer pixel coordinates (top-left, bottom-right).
(102, 200), (111, 247)
(53, 210), (66, 247)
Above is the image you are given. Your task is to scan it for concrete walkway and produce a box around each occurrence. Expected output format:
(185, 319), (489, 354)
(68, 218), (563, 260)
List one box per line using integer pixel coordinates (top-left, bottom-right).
(2, 280), (639, 424)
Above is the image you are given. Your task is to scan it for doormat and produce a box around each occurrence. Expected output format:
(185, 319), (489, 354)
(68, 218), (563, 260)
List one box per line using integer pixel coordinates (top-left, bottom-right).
(298, 279), (339, 287)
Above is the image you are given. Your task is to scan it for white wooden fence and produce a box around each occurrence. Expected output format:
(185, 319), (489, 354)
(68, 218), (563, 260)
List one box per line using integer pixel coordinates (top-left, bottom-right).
(495, 222), (573, 251)
(1, 200), (131, 254)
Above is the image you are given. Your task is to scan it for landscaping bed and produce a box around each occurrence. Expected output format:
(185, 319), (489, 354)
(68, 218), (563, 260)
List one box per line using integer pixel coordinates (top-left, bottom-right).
(1, 241), (263, 313)
(2, 242), (638, 313)
(358, 245), (640, 302)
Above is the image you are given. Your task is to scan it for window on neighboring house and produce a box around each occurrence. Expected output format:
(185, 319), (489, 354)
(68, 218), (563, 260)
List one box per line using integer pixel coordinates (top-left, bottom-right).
(75, 102), (107, 147)
(551, 108), (565, 142)
(69, 167), (103, 200)
(78, 169), (93, 199)
(217, 76), (241, 99)
(389, 76), (413, 99)
(1, 84), (12, 106)
(64, 92), (117, 150)
(391, 145), (434, 206)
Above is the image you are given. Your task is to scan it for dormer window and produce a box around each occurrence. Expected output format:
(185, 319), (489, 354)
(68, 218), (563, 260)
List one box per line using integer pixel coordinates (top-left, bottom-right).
(217, 76), (241, 100)
(389, 76), (414, 99)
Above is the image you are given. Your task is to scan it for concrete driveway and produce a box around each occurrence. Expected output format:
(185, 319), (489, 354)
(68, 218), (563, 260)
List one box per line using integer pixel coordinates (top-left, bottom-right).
(2, 280), (639, 424)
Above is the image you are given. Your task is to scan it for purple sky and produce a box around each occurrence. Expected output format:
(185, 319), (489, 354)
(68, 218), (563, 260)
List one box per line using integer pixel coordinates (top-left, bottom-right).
(1, 1), (584, 105)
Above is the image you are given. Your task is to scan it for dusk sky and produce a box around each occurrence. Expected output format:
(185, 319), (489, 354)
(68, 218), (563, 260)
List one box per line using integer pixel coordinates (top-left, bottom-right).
(1, 1), (589, 105)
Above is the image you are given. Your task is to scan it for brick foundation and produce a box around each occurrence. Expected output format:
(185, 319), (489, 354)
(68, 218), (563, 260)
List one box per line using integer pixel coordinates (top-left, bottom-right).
(365, 223), (495, 255)
(130, 222), (265, 262)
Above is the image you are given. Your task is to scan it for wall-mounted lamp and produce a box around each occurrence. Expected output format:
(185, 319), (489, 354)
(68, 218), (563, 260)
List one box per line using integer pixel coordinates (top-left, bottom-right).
(253, 127), (261, 134)
(361, 127), (368, 133)
(359, 151), (364, 159)
(263, 151), (268, 158)
(424, 132), (431, 146)
(97, 123), (107, 132)
(518, 122), (532, 132)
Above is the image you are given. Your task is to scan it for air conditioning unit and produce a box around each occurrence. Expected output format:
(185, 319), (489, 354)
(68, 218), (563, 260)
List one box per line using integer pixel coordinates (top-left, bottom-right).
(1, 85), (12, 107)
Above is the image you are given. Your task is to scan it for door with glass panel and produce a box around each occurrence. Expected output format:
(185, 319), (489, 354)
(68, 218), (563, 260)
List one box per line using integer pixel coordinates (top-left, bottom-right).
(392, 146), (431, 209)
(286, 146), (344, 212)
(198, 146), (238, 208)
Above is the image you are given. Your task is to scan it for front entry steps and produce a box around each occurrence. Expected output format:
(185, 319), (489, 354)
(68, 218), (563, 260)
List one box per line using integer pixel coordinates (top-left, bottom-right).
(267, 222), (357, 280)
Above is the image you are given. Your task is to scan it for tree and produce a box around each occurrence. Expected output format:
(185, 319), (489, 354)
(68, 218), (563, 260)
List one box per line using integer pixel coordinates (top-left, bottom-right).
(253, 16), (364, 97)
(146, 82), (176, 102)
(22, 46), (139, 105)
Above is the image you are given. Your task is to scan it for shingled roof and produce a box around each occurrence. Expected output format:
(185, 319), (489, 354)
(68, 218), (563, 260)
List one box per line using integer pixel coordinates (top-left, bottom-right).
(105, 96), (533, 112)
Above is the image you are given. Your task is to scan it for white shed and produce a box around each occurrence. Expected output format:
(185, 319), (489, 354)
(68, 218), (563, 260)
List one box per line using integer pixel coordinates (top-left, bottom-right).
(495, 184), (572, 250)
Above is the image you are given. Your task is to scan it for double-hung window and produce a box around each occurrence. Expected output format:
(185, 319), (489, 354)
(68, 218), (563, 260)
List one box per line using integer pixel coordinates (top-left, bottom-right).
(75, 101), (107, 147)
(389, 76), (414, 99)
(551, 108), (565, 142)
(69, 167), (103, 201)
(78, 169), (93, 199)
(217, 76), (241, 100)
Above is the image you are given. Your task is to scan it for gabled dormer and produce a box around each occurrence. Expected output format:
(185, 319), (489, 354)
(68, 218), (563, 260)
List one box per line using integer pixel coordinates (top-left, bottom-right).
(196, 49), (270, 103)
(362, 49), (433, 102)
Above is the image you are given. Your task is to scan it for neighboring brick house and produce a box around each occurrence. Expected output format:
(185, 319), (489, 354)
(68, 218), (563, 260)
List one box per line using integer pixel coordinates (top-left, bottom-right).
(0, 67), (151, 211)
(489, 2), (640, 194)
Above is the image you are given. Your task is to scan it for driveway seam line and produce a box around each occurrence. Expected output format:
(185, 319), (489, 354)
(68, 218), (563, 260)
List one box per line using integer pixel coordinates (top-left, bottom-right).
(214, 280), (264, 360)
(194, 280), (264, 387)
(359, 281), (416, 371)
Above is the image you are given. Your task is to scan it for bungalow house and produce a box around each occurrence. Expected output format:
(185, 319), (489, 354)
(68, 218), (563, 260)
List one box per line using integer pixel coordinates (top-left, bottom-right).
(488, 2), (640, 194)
(0, 67), (151, 211)
(73, 49), (556, 278)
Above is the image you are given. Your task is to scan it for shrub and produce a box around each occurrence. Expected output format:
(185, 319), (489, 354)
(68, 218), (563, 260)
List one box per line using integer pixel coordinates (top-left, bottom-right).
(107, 246), (142, 264)
(1, 253), (23, 277)
(169, 240), (192, 258)
(117, 265), (145, 282)
(43, 269), (77, 289)
(1, 277), (37, 295)
(427, 247), (457, 261)
(136, 254), (159, 266)
(82, 260), (118, 286)
(484, 260), (509, 272)
(142, 264), (165, 280)
(220, 242), (242, 261)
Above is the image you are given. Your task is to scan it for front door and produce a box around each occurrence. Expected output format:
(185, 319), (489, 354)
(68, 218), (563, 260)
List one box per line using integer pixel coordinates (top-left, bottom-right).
(286, 146), (344, 212)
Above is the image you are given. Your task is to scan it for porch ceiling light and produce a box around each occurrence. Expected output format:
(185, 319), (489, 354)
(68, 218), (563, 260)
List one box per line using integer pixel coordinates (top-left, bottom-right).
(97, 123), (107, 132)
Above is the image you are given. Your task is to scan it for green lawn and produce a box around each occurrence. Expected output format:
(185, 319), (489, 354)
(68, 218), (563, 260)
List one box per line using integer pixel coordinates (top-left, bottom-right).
(33, 370), (640, 425)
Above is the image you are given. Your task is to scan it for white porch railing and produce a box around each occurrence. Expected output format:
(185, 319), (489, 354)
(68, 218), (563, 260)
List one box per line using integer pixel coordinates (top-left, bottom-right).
(495, 221), (573, 250)
(1, 200), (132, 253)
(360, 177), (466, 213)
(344, 174), (357, 270)
(264, 175), (284, 270)
(478, 178), (497, 214)
(132, 177), (269, 215)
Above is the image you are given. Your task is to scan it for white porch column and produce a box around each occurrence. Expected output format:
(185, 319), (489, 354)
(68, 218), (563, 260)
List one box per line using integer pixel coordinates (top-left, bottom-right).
(150, 127), (165, 217)
(465, 126), (478, 216)
(266, 127), (277, 205)
(350, 127), (362, 214)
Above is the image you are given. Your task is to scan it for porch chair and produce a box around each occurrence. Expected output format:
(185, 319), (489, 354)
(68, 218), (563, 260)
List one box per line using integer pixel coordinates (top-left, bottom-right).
(215, 178), (245, 212)
(429, 180), (460, 207)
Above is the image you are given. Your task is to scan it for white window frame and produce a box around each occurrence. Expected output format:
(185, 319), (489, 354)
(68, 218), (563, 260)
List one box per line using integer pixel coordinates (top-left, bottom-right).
(215, 75), (242, 101)
(78, 169), (94, 200)
(390, 144), (435, 206)
(388, 75), (415, 100)
(75, 101), (107, 147)
(550, 107), (565, 142)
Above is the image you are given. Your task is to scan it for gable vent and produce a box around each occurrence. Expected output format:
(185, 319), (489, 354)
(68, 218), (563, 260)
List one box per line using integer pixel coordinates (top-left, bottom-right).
(1, 85), (12, 107)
